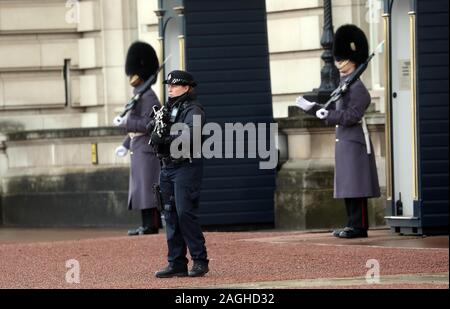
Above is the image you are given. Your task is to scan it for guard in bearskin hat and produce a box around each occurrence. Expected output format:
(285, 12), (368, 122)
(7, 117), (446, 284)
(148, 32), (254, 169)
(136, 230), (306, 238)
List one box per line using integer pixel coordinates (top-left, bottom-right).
(113, 41), (162, 236)
(296, 24), (380, 239)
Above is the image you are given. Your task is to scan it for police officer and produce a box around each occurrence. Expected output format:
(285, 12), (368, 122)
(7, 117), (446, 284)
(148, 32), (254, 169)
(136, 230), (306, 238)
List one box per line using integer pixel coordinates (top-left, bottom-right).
(150, 70), (209, 278)
(296, 24), (380, 239)
(114, 41), (162, 236)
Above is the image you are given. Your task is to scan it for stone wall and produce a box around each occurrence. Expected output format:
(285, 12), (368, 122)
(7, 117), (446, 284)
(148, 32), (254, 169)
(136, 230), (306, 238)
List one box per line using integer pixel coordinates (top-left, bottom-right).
(1, 127), (139, 227)
(1, 0), (386, 130)
(0, 0), (160, 132)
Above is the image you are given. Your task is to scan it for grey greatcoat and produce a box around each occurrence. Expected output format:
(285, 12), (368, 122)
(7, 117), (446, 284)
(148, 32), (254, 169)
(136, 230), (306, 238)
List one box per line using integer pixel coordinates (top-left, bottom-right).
(310, 79), (380, 199)
(122, 88), (161, 210)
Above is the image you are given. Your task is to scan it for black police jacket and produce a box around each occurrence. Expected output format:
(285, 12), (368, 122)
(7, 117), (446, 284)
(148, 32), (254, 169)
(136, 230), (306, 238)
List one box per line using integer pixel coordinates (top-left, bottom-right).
(151, 91), (205, 160)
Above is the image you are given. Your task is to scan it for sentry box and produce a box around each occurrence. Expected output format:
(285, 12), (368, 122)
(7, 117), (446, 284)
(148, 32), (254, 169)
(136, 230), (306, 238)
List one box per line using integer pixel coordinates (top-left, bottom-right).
(155, 0), (276, 227)
(382, 0), (449, 235)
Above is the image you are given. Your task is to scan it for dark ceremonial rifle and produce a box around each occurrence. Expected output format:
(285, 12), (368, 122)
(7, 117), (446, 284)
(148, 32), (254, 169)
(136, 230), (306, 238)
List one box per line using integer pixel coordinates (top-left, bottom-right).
(119, 56), (171, 117)
(323, 41), (385, 110)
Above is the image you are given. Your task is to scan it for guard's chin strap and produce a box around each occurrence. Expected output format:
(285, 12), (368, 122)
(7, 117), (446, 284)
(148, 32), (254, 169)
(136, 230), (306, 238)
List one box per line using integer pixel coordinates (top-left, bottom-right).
(336, 60), (350, 70)
(130, 75), (142, 87)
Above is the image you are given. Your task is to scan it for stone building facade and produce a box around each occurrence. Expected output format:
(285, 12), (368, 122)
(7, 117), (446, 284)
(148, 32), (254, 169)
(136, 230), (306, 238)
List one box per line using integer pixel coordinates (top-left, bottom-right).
(0, 0), (387, 229)
(0, 0), (385, 128)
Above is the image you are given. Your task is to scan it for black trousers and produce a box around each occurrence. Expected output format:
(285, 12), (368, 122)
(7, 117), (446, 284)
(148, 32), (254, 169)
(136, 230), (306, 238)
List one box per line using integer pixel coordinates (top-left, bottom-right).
(160, 160), (208, 268)
(141, 208), (161, 230)
(344, 198), (369, 230)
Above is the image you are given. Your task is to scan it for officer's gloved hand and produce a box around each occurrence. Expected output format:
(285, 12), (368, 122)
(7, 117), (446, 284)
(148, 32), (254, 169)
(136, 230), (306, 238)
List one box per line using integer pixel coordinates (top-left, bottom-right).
(296, 96), (316, 111)
(316, 108), (329, 119)
(150, 132), (165, 145)
(113, 115), (127, 127)
(146, 119), (156, 134)
(115, 145), (128, 157)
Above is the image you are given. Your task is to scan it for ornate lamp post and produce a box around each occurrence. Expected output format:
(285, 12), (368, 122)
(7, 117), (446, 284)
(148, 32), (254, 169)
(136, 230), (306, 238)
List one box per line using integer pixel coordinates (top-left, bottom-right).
(154, 7), (169, 102)
(154, 2), (185, 103)
(173, 6), (185, 70)
(303, 0), (340, 104)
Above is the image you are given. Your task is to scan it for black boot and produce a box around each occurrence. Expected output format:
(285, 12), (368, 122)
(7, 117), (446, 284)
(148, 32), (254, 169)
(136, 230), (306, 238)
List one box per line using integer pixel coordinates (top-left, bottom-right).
(128, 209), (159, 236)
(188, 261), (209, 277)
(332, 227), (351, 237)
(155, 265), (188, 278)
(128, 227), (142, 236)
(128, 226), (158, 236)
(338, 227), (368, 239)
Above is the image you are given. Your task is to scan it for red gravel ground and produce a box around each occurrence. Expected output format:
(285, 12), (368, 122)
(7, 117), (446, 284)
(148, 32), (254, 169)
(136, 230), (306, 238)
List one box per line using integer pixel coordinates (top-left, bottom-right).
(0, 230), (447, 289)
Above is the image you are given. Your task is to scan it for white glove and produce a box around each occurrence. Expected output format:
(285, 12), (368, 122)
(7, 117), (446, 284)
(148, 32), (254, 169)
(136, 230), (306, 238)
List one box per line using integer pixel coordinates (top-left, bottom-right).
(113, 115), (127, 127)
(115, 145), (128, 157)
(296, 96), (316, 111)
(316, 108), (329, 119)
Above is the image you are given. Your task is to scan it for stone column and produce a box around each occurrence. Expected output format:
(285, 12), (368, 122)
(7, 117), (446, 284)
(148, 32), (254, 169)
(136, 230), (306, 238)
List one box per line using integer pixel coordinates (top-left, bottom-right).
(97, 0), (139, 126)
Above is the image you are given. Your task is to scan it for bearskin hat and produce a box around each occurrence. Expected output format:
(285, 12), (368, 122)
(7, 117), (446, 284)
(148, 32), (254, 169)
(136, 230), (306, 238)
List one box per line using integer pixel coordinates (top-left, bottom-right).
(333, 24), (369, 66)
(125, 41), (159, 82)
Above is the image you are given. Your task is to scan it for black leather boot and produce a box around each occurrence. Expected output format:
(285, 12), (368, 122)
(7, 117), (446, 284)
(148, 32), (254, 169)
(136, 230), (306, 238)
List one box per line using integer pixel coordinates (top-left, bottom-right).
(338, 227), (368, 239)
(188, 261), (209, 277)
(127, 226), (158, 236)
(155, 265), (188, 278)
(332, 227), (351, 237)
(128, 209), (159, 236)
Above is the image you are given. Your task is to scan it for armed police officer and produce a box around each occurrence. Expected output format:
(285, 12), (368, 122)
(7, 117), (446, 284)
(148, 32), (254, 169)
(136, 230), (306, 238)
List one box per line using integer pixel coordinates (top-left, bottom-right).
(296, 25), (380, 239)
(149, 70), (209, 278)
